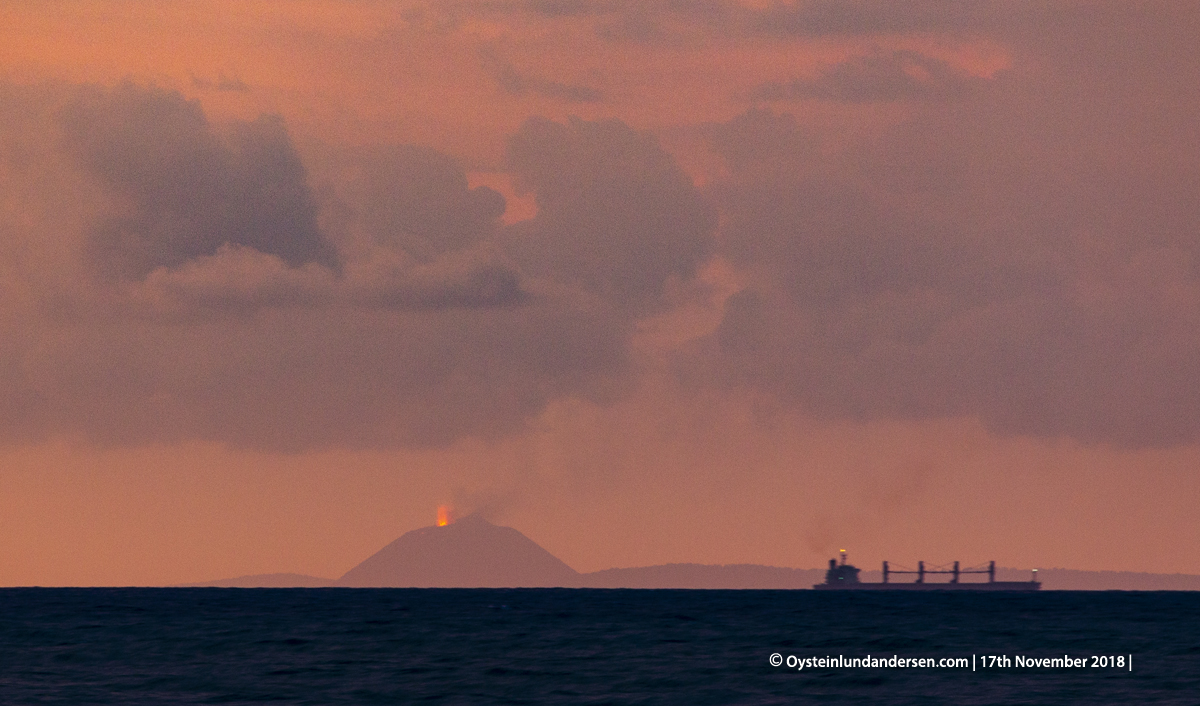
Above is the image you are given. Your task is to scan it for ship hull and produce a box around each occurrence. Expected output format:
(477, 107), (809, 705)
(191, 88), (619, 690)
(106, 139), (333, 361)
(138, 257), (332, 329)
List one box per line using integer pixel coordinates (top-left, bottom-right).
(813, 582), (1040, 591)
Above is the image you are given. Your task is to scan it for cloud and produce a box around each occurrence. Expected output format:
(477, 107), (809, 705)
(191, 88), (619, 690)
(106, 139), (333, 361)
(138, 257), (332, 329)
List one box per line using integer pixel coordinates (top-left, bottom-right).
(696, 16), (1200, 448)
(480, 1), (1005, 43)
(344, 248), (530, 311)
(748, 0), (999, 37)
(190, 73), (250, 92)
(0, 82), (637, 450)
(13, 299), (631, 450)
(521, 0), (619, 18)
(350, 144), (507, 262)
(754, 49), (989, 103)
(125, 245), (530, 317)
(133, 245), (338, 315)
(500, 71), (603, 104)
(5, 1), (1199, 453)
(489, 60), (604, 103)
(58, 83), (340, 280)
(502, 116), (716, 316)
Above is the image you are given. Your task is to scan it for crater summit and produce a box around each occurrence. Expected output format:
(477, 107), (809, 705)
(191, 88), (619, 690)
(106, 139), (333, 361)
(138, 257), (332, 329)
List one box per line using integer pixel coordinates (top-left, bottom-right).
(336, 514), (579, 588)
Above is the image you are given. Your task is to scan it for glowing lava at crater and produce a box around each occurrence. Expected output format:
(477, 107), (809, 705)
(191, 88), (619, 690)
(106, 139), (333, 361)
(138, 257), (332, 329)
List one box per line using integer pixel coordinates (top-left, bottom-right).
(437, 505), (453, 527)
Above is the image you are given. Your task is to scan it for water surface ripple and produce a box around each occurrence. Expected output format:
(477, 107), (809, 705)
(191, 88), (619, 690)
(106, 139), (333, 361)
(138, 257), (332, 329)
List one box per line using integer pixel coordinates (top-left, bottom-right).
(0, 588), (1196, 704)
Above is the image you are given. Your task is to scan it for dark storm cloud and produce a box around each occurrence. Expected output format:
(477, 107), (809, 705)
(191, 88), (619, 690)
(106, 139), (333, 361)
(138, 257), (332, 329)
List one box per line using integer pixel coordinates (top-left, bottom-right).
(6, 1), (1197, 452)
(59, 83), (339, 279)
(700, 7), (1200, 449)
(502, 116), (715, 315)
(0, 83), (638, 450)
(753, 49), (987, 103)
(355, 144), (506, 262)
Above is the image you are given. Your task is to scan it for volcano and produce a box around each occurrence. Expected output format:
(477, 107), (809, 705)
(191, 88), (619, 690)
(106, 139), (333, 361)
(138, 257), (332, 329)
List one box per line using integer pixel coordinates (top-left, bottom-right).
(336, 513), (579, 587)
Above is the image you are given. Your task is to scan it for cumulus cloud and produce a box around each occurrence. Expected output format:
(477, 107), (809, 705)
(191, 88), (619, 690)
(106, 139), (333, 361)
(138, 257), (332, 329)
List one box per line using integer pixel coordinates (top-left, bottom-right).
(350, 144), (506, 262)
(59, 83), (340, 279)
(344, 248), (529, 311)
(133, 245), (337, 315)
(697, 13), (1200, 447)
(5, 0), (1199, 453)
(0, 83), (639, 450)
(503, 116), (716, 316)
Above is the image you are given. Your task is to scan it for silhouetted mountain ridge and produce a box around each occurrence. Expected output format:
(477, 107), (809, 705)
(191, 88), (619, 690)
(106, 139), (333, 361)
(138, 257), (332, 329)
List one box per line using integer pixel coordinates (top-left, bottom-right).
(179, 573), (336, 588)
(182, 516), (1200, 590)
(579, 563), (825, 589)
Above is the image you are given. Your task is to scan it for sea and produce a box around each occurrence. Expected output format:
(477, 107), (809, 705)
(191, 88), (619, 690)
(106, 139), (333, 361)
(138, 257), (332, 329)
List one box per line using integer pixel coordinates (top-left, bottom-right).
(0, 588), (1196, 704)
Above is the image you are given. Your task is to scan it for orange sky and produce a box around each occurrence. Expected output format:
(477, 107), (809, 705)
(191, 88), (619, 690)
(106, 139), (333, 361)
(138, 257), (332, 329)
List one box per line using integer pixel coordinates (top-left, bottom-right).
(1, 1), (1199, 584)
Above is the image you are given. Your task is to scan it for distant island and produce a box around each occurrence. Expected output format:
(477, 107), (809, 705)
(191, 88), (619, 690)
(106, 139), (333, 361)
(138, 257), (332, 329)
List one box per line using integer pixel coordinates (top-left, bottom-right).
(182, 515), (1200, 591)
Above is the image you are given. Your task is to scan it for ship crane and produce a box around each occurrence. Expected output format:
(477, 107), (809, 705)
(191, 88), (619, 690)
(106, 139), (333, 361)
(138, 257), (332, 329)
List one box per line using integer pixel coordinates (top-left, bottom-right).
(883, 561), (996, 583)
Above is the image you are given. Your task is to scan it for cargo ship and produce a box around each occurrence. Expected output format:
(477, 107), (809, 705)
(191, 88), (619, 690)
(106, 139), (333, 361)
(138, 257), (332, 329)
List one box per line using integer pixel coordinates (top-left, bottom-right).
(813, 551), (1040, 591)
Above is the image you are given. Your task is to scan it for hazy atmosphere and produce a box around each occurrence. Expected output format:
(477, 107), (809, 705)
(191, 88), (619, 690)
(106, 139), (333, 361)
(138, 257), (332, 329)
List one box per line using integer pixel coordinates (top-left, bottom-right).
(2, 0), (1199, 586)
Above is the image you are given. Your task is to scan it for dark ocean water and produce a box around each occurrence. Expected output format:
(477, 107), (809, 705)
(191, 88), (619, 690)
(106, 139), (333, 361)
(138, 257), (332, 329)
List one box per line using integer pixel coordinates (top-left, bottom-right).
(0, 588), (1197, 705)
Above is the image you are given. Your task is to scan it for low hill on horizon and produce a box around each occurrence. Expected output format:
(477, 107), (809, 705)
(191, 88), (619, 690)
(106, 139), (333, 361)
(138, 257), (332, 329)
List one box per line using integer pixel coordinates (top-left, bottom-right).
(579, 563), (826, 589)
(179, 573), (336, 588)
(1002, 568), (1200, 591)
